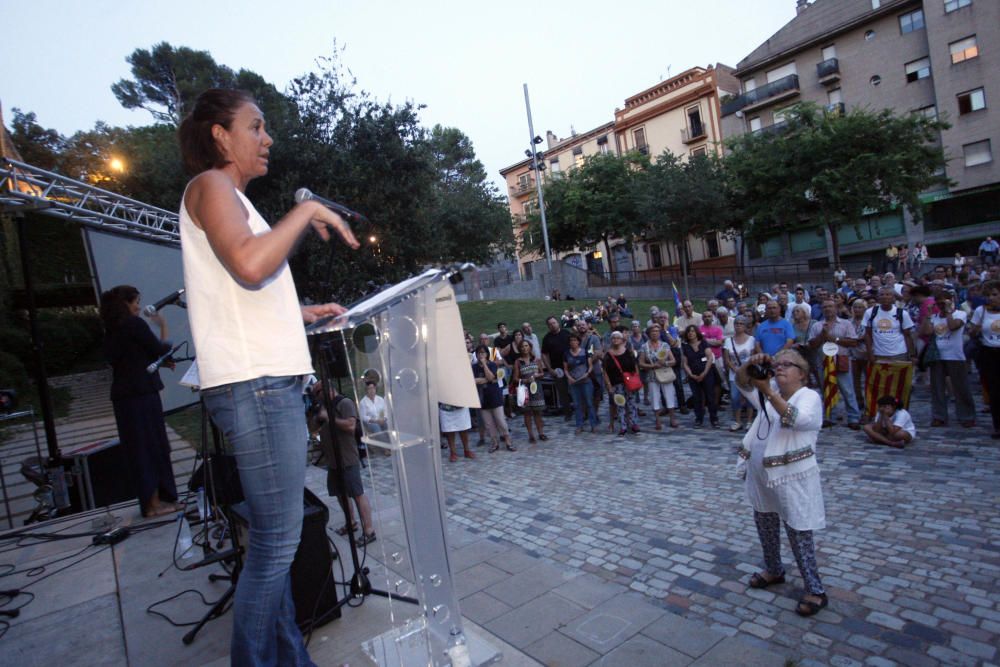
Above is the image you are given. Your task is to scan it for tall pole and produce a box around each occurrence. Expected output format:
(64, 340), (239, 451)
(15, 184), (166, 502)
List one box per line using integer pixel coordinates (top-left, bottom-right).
(523, 84), (552, 271)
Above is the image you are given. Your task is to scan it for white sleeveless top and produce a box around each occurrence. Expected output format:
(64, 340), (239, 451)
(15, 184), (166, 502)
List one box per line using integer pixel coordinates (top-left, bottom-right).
(180, 187), (313, 389)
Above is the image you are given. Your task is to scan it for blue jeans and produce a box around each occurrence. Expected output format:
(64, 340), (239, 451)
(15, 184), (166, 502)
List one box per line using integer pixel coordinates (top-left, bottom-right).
(568, 378), (597, 428)
(202, 375), (314, 667)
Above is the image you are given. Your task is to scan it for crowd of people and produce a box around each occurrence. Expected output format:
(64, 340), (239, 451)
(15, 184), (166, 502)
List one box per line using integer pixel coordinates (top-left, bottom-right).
(439, 256), (999, 453)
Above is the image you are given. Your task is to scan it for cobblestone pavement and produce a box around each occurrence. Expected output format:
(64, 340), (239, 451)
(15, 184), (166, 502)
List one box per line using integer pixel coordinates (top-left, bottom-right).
(363, 378), (999, 666)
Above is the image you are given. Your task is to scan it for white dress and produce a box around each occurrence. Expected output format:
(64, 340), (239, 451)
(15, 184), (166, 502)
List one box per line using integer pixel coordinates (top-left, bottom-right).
(438, 405), (472, 433)
(740, 384), (826, 531)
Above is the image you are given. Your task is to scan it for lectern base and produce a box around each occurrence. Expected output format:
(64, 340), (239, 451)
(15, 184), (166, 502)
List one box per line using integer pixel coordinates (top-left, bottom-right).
(362, 617), (502, 667)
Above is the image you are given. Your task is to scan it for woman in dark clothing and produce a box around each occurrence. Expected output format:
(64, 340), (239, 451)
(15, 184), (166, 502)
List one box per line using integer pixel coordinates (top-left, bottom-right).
(681, 325), (720, 429)
(100, 285), (178, 517)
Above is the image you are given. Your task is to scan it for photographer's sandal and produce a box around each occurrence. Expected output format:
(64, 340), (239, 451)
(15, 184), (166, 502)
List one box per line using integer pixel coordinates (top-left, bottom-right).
(796, 593), (828, 617)
(748, 572), (785, 589)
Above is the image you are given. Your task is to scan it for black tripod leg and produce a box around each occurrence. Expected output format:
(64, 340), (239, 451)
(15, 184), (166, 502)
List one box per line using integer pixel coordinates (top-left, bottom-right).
(182, 583), (236, 645)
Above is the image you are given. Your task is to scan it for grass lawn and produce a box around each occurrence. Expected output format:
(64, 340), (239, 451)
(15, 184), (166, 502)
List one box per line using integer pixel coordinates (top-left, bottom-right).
(165, 403), (204, 450)
(457, 298), (708, 338)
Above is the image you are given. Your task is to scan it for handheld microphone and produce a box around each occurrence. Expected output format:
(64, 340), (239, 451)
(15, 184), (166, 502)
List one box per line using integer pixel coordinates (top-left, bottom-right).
(294, 188), (369, 224)
(142, 289), (186, 317)
(147, 342), (185, 374)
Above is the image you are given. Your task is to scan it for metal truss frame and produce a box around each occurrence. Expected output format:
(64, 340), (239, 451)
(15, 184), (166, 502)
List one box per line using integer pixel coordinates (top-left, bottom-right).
(0, 158), (179, 245)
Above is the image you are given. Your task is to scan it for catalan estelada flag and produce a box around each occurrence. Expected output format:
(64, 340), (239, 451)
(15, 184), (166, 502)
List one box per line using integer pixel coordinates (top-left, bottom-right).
(672, 282), (683, 312)
(822, 354), (840, 419)
(864, 360), (914, 421)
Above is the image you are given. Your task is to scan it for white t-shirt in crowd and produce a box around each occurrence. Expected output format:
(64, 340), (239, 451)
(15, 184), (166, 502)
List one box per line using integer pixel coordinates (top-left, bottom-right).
(971, 307), (1000, 348)
(930, 312), (966, 361)
(725, 335), (756, 383)
(862, 305), (914, 357)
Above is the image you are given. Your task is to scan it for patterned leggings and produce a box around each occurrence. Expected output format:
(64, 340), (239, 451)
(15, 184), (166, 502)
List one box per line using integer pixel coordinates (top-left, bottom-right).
(610, 384), (638, 431)
(753, 511), (826, 595)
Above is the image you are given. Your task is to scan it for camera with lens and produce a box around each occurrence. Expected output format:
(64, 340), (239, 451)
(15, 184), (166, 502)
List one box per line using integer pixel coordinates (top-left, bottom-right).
(747, 361), (774, 380)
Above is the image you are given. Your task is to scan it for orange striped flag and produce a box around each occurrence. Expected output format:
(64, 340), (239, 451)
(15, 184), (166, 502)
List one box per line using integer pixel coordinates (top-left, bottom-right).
(864, 361), (914, 421)
(822, 354), (840, 420)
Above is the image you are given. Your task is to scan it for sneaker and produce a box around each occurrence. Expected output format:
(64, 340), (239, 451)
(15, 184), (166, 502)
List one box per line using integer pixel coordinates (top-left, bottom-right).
(729, 422), (742, 431)
(711, 420), (720, 429)
(693, 420), (703, 429)
(744, 422), (752, 431)
(618, 429), (627, 437)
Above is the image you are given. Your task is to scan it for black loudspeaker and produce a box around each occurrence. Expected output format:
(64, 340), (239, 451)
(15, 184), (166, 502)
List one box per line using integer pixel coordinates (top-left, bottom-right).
(231, 488), (341, 629)
(60, 438), (134, 512)
(189, 454), (245, 506)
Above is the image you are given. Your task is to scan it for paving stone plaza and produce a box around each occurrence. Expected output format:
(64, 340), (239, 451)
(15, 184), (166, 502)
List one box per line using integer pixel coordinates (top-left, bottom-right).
(368, 381), (1000, 666)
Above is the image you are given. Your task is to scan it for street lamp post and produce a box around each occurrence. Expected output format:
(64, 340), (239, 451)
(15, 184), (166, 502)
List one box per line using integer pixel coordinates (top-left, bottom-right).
(523, 84), (552, 272)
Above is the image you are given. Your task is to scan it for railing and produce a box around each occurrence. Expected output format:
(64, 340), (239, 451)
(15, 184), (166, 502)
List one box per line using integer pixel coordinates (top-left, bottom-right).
(681, 125), (707, 144)
(816, 58), (840, 81)
(721, 74), (800, 115)
(510, 180), (534, 195)
(825, 102), (845, 116)
(584, 259), (876, 295)
(753, 121), (789, 136)
(635, 145), (650, 155)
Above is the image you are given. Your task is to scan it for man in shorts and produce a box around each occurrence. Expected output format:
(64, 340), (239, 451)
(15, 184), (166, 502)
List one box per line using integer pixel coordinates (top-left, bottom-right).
(311, 382), (376, 545)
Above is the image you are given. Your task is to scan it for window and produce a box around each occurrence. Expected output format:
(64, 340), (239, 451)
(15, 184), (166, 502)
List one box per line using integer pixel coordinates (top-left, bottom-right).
(958, 88), (986, 114)
(821, 45), (837, 61)
(905, 57), (931, 82)
(633, 128), (647, 154)
(950, 36), (979, 64)
(871, 0), (880, 7)
(865, 30), (876, 41)
(574, 152), (585, 168)
(944, 0), (971, 12)
(706, 234), (721, 258)
(899, 9), (924, 33)
(649, 243), (663, 268)
(773, 105), (795, 124)
(687, 107), (704, 136)
(743, 78), (757, 93)
(524, 199), (537, 216)
(690, 146), (708, 157)
(766, 62), (797, 83)
(828, 88), (843, 105)
(597, 135), (609, 154)
(517, 172), (531, 188)
(870, 75), (882, 86)
(963, 140), (992, 166)
(549, 159), (560, 173)
(916, 105), (938, 120)
(749, 117), (762, 132)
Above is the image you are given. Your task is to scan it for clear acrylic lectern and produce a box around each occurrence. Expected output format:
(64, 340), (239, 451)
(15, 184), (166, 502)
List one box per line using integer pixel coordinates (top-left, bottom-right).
(307, 268), (499, 667)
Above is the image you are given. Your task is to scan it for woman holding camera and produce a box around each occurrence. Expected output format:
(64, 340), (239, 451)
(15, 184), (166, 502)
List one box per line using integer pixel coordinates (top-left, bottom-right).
(735, 349), (828, 617)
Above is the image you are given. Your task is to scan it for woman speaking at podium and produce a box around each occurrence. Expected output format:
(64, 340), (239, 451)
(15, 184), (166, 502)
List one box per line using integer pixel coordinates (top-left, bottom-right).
(178, 89), (358, 666)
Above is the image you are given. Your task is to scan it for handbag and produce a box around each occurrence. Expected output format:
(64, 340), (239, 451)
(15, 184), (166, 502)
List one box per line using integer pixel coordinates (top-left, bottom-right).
(653, 366), (675, 385)
(611, 352), (642, 393)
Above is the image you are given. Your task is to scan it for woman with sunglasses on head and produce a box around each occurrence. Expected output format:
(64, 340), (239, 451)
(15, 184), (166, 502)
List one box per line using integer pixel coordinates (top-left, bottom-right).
(735, 348), (828, 618)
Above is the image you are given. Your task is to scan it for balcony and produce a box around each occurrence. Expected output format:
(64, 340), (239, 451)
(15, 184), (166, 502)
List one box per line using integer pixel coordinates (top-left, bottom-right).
(816, 58), (840, 84)
(752, 121), (789, 136)
(681, 124), (707, 144)
(510, 180), (534, 196)
(721, 74), (800, 116)
(825, 102), (845, 116)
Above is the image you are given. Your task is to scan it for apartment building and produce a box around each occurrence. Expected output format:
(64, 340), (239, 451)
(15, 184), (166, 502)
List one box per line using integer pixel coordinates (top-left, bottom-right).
(614, 65), (741, 276)
(499, 122), (617, 280)
(722, 0), (999, 266)
(500, 66), (740, 281)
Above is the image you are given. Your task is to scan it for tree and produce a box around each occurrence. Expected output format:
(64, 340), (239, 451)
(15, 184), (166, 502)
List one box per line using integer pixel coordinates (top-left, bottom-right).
(111, 42), (237, 125)
(637, 150), (735, 295)
(725, 103), (948, 266)
(526, 152), (648, 277)
(7, 109), (64, 170)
